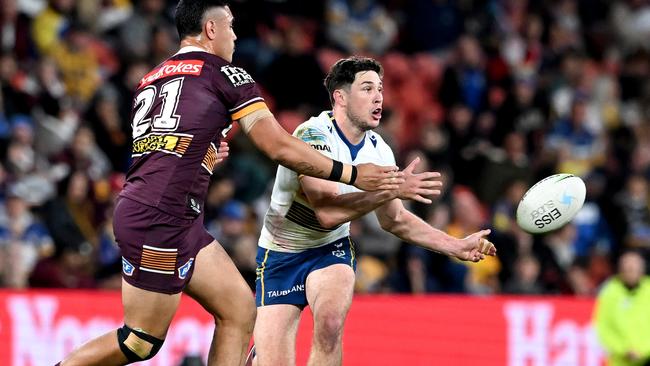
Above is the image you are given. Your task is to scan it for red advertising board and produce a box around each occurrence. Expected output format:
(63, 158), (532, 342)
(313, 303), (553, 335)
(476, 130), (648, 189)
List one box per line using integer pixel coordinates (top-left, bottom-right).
(0, 290), (605, 365)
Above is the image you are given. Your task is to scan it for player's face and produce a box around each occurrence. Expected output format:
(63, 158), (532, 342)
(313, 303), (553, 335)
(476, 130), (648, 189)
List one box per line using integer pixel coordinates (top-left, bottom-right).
(344, 71), (383, 131)
(208, 6), (237, 62)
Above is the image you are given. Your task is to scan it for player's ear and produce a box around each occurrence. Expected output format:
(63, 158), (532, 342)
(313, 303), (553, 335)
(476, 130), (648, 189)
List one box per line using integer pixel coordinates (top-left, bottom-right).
(204, 19), (217, 40)
(333, 89), (346, 106)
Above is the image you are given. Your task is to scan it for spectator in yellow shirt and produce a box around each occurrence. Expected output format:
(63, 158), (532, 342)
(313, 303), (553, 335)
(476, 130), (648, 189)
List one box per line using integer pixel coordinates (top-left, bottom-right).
(594, 250), (650, 366)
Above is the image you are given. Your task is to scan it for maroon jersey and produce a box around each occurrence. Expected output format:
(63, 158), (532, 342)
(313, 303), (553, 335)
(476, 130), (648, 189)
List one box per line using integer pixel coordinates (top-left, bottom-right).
(120, 48), (267, 219)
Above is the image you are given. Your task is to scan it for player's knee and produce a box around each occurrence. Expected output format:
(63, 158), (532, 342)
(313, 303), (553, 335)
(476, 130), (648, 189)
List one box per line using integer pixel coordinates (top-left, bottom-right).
(236, 295), (257, 332)
(117, 324), (164, 363)
(216, 294), (256, 332)
(315, 311), (345, 340)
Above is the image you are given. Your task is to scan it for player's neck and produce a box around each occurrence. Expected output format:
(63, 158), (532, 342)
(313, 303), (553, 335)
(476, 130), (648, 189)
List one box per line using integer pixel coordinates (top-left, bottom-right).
(332, 109), (365, 144)
(179, 38), (215, 55)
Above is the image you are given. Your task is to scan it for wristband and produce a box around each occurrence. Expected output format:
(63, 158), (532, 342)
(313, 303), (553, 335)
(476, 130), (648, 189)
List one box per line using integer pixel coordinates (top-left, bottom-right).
(328, 160), (343, 182)
(349, 165), (357, 185)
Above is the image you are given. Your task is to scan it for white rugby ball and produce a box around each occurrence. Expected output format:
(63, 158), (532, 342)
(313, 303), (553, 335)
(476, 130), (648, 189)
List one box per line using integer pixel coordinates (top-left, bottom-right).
(516, 174), (586, 234)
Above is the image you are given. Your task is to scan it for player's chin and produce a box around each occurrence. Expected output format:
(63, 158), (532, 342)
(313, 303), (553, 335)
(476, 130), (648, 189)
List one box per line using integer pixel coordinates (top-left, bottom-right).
(367, 116), (381, 128)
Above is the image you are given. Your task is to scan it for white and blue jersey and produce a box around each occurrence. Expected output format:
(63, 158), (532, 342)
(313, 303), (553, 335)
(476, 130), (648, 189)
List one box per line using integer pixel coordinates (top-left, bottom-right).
(256, 111), (396, 306)
(258, 110), (396, 253)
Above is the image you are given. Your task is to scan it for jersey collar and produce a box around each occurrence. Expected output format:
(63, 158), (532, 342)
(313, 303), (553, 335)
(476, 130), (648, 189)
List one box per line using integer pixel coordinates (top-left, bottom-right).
(175, 46), (207, 55)
(327, 111), (365, 161)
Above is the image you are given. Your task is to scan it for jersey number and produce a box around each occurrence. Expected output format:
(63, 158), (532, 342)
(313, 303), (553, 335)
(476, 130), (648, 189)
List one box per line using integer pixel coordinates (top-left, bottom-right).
(132, 77), (185, 138)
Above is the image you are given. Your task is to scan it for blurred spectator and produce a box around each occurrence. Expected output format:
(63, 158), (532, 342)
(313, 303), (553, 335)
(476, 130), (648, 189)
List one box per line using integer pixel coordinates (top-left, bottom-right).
(325, 0), (397, 55)
(535, 224), (578, 294)
(53, 125), (111, 180)
(611, 0), (650, 53)
(28, 238), (94, 288)
(0, 0), (34, 61)
(594, 250), (650, 366)
(43, 170), (100, 251)
(503, 255), (543, 295)
(31, 0), (73, 56)
(614, 174), (650, 251)
(439, 35), (488, 113)
(49, 21), (102, 106)
(85, 85), (129, 172)
(546, 94), (604, 176)
(116, 0), (175, 63)
(0, 185), (54, 287)
(571, 171), (614, 257)
(261, 16), (328, 113)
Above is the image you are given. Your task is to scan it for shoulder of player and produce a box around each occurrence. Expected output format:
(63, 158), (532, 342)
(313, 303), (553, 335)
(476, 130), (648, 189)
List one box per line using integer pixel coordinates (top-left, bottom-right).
(293, 112), (334, 138)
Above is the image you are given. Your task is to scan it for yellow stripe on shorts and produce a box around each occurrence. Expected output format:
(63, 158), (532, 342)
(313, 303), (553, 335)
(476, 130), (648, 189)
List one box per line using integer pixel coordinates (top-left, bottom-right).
(260, 249), (270, 306)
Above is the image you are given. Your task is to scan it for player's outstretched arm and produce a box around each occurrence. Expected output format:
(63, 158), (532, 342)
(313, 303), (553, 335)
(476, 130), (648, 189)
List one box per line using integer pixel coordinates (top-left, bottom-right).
(246, 116), (403, 191)
(302, 157), (443, 228)
(375, 199), (496, 262)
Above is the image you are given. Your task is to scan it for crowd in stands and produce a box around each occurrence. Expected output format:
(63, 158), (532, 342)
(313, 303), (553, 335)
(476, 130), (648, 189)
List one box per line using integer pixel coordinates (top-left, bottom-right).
(1, 0), (650, 297)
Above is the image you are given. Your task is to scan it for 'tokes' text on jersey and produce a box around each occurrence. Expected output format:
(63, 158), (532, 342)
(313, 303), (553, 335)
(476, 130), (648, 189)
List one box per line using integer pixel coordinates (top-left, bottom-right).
(121, 47), (267, 219)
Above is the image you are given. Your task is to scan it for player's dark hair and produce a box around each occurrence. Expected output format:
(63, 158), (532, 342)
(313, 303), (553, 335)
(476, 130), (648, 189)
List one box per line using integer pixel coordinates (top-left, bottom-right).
(324, 56), (383, 106)
(175, 0), (230, 39)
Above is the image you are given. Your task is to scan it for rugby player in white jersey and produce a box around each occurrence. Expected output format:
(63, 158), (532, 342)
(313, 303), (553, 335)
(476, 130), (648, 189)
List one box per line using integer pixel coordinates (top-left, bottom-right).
(251, 56), (496, 366)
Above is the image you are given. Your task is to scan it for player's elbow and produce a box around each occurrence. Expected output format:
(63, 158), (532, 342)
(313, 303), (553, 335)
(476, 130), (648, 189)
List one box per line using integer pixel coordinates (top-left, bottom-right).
(378, 211), (400, 232)
(314, 210), (342, 229)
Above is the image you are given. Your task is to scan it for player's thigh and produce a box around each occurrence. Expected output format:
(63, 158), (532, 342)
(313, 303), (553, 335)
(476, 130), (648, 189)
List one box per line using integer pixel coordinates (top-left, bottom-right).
(184, 240), (255, 320)
(254, 304), (302, 364)
(305, 264), (355, 324)
(122, 279), (181, 339)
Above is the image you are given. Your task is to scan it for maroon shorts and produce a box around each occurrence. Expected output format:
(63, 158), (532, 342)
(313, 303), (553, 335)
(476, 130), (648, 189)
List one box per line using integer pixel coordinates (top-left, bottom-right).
(113, 196), (214, 294)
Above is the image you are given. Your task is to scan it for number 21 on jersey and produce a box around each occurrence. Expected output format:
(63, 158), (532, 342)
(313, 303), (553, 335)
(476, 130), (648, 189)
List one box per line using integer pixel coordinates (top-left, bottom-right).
(132, 77), (185, 138)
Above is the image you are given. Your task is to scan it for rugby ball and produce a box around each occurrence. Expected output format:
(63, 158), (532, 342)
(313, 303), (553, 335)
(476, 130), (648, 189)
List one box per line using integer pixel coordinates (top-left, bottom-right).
(516, 174), (586, 234)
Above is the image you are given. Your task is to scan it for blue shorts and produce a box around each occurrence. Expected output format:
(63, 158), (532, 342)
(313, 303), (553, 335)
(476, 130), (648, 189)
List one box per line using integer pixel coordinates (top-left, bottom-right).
(255, 237), (356, 307)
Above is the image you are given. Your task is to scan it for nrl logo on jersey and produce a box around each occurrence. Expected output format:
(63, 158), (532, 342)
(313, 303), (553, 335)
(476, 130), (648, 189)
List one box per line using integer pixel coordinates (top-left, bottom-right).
(221, 65), (254, 87)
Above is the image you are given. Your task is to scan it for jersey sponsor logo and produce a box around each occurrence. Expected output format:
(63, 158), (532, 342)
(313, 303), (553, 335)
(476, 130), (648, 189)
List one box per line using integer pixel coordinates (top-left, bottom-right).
(178, 258), (194, 279)
(132, 132), (193, 158)
(310, 144), (331, 152)
(122, 257), (135, 276)
(296, 127), (332, 154)
(138, 60), (204, 88)
(220, 65), (254, 87)
(139, 245), (178, 275)
(267, 284), (305, 298)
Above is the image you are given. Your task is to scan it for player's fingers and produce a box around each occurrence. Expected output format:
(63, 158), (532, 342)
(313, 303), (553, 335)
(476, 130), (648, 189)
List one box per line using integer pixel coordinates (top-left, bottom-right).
(412, 194), (432, 204)
(378, 165), (400, 173)
(377, 184), (400, 190)
(420, 180), (443, 188)
(404, 157), (420, 174)
(488, 243), (497, 256)
(418, 172), (442, 180)
(416, 188), (441, 197)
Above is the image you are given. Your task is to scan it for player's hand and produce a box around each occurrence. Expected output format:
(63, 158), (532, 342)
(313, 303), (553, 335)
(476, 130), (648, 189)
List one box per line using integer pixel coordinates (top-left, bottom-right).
(354, 163), (404, 191)
(396, 157), (442, 204)
(455, 229), (496, 262)
(216, 141), (229, 165)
